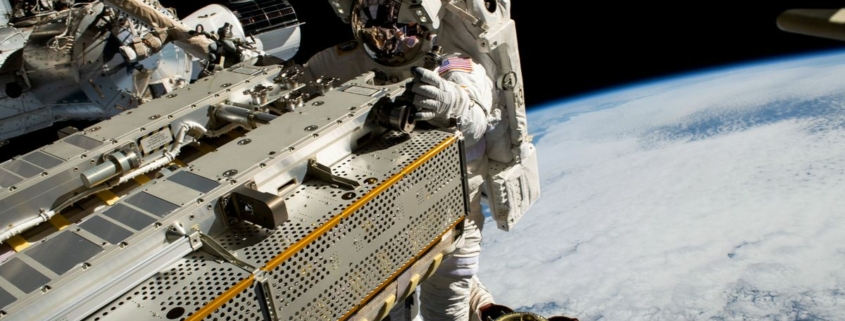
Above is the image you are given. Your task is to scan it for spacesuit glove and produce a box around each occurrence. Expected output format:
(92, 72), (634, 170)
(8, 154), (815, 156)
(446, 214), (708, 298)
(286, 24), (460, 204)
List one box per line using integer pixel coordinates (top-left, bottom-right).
(410, 66), (471, 127)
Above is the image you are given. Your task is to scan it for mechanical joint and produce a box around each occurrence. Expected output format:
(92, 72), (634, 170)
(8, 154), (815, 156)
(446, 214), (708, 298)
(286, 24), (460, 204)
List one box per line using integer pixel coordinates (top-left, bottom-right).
(80, 149), (140, 188)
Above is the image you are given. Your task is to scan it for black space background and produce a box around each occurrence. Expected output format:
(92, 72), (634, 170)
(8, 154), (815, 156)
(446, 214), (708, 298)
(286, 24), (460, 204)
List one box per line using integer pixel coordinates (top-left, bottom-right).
(170, 1), (845, 108)
(3, 1), (845, 159)
(214, 1), (845, 107)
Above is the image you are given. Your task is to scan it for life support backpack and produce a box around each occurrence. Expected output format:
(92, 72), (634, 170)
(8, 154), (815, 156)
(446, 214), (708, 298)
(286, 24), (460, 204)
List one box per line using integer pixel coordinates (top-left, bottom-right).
(442, 0), (540, 232)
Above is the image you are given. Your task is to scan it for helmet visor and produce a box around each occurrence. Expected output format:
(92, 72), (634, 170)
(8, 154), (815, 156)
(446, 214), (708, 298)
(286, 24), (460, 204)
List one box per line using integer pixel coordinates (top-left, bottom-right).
(352, 0), (426, 66)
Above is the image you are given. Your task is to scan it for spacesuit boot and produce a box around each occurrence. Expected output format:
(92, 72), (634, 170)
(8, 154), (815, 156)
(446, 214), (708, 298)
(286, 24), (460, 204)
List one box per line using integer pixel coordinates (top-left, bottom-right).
(388, 275), (495, 321)
(468, 275), (495, 321)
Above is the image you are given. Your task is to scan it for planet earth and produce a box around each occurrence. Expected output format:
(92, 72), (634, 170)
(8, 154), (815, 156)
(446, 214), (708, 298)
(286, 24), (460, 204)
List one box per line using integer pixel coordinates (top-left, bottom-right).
(478, 50), (845, 320)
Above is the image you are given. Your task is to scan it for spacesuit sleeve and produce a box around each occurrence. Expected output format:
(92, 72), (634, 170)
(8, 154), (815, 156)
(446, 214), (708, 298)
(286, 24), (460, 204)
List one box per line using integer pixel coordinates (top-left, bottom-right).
(103, 0), (212, 58)
(440, 60), (494, 148)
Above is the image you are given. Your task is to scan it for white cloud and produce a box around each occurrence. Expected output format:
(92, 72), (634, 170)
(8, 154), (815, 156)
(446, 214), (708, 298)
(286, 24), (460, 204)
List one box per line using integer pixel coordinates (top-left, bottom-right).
(479, 52), (845, 320)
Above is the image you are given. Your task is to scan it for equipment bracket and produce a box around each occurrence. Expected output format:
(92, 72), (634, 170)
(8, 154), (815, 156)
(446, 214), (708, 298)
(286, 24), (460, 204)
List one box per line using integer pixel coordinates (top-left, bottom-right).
(307, 158), (360, 190)
(198, 233), (257, 273)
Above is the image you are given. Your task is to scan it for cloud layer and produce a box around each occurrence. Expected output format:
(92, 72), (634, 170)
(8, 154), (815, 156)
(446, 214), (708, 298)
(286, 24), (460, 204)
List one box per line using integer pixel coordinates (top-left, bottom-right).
(479, 51), (845, 320)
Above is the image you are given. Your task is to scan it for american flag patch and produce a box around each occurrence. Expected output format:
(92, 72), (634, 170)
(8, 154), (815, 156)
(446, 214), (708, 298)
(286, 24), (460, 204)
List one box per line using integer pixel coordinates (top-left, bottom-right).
(438, 57), (473, 75)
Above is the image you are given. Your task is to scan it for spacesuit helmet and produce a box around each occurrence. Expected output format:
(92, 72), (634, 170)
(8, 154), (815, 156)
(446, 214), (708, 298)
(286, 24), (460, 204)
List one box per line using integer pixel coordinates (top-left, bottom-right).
(350, 0), (429, 67)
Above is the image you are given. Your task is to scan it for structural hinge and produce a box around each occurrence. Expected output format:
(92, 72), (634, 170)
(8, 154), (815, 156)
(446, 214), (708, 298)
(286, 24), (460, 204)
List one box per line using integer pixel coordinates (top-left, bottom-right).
(188, 232), (202, 251)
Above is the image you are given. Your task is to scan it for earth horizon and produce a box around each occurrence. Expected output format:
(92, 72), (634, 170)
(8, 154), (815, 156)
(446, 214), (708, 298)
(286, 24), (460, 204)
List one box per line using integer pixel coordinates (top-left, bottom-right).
(480, 49), (845, 320)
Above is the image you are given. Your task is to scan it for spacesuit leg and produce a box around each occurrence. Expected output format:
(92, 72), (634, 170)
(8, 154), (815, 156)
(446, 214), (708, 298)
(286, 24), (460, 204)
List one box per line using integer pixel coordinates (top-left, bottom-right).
(468, 275), (495, 321)
(420, 155), (489, 320)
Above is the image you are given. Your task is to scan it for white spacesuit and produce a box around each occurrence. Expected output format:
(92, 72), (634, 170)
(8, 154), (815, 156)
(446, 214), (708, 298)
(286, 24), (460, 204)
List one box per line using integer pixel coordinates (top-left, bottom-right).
(303, 1), (497, 320)
(103, 0), (213, 62)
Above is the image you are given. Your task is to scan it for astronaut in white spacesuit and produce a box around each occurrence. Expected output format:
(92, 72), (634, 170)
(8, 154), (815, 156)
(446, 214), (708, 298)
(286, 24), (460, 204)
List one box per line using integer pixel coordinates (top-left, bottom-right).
(303, 1), (497, 319)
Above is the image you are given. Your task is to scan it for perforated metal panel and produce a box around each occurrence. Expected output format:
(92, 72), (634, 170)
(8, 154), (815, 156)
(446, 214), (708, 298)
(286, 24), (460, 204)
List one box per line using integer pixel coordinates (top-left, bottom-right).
(84, 252), (255, 321)
(88, 129), (467, 321)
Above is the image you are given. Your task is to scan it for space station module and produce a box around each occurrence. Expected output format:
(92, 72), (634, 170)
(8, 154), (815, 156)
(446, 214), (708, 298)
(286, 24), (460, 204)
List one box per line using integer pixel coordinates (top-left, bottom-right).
(0, 0), (548, 320)
(0, 0), (301, 143)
